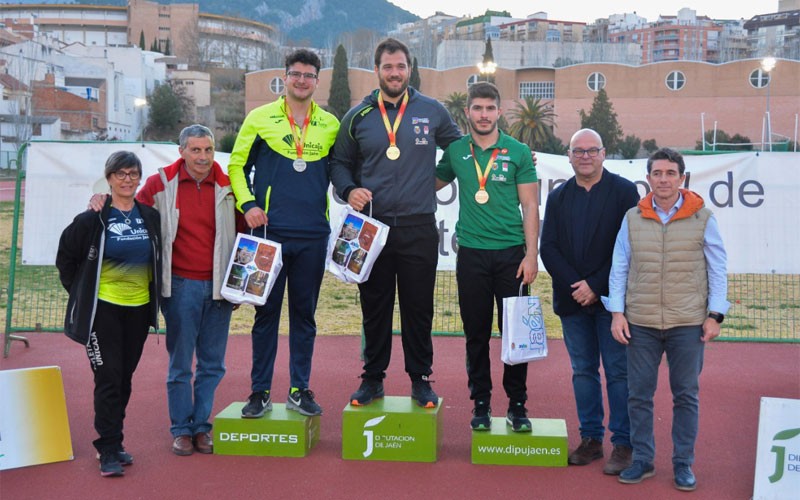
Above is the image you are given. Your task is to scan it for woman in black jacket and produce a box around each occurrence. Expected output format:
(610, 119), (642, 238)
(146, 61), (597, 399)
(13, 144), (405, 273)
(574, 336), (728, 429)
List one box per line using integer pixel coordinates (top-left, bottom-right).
(56, 151), (161, 477)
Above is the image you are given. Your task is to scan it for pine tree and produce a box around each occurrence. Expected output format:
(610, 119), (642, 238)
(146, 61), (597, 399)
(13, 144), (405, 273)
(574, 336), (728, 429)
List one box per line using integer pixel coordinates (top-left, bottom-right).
(480, 37), (496, 84)
(139, 30), (145, 50)
(328, 44), (351, 119)
(483, 38), (494, 63)
(410, 57), (421, 91)
(150, 39), (159, 52)
(164, 39), (171, 56)
(579, 88), (623, 155)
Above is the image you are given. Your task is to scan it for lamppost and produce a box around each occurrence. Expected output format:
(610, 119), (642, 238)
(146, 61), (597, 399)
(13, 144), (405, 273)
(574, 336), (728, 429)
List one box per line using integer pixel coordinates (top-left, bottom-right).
(476, 60), (497, 82)
(761, 56), (776, 152)
(134, 97), (147, 141)
(476, 36), (496, 83)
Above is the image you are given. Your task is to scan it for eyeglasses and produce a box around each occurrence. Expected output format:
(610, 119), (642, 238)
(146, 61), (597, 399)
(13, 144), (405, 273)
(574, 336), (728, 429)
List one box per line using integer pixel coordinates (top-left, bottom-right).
(286, 71), (318, 81)
(112, 170), (141, 180)
(571, 147), (604, 158)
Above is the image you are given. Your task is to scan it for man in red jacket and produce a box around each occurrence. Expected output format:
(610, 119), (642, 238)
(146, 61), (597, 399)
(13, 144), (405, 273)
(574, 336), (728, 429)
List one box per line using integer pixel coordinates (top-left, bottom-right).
(136, 124), (238, 456)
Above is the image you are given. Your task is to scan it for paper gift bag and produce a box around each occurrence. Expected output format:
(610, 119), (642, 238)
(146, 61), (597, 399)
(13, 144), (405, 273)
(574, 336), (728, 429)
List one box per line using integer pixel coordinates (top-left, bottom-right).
(501, 286), (548, 365)
(326, 204), (389, 283)
(221, 232), (282, 306)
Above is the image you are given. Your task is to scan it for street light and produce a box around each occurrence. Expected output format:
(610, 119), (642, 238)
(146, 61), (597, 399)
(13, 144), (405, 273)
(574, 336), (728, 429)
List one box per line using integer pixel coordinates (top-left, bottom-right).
(134, 97), (147, 141)
(477, 36), (496, 83)
(761, 56), (776, 152)
(476, 60), (497, 82)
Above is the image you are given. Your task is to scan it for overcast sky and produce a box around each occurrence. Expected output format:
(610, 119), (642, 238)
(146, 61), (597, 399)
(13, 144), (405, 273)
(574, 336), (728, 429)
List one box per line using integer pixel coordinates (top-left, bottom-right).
(390, 0), (771, 23)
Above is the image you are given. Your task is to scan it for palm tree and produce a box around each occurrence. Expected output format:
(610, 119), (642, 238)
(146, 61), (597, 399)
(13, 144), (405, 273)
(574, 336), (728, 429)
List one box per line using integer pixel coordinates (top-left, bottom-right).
(443, 92), (468, 135)
(507, 97), (557, 151)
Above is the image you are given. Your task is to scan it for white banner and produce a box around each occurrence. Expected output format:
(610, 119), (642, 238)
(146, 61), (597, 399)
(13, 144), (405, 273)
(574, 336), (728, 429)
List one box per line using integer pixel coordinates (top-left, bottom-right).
(22, 141), (230, 266)
(22, 143), (800, 274)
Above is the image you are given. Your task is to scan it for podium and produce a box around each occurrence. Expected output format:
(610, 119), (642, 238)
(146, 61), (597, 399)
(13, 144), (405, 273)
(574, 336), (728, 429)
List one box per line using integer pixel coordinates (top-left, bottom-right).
(471, 418), (568, 466)
(342, 396), (442, 462)
(0, 366), (73, 470)
(213, 402), (320, 457)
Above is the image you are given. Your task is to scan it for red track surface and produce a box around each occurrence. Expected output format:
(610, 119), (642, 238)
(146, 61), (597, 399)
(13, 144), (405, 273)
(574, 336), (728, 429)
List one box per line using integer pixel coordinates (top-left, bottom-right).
(1, 333), (798, 499)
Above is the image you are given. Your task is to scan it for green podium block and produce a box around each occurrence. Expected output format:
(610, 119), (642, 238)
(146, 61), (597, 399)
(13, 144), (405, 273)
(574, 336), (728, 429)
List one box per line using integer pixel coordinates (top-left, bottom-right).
(342, 396), (443, 463)
(471, 418), (568, 466)
(213, 402), (320, 457)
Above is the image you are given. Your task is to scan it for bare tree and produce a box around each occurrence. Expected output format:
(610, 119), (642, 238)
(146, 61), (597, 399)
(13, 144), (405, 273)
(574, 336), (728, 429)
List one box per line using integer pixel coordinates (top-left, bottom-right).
(4, 41), (44, 163)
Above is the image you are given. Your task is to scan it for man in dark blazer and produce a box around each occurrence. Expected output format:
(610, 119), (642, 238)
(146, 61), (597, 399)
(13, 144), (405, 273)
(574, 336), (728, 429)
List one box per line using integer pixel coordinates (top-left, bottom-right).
(540, 128), (640, 475)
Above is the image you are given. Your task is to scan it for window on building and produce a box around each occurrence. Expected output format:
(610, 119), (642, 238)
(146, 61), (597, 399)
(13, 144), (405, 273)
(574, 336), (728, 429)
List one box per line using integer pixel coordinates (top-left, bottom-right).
(519, 81), (555, 99)
(270, 77), (285, 94)
(665, 71), (686, 91)
(749, 68), (770, 89)
(467, 74), (479, 87)
(587, 72), (606, 91)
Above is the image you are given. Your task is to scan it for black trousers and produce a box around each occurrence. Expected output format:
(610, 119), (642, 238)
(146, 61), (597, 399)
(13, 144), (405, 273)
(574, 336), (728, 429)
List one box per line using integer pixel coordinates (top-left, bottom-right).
(88, 300), (150, 454)
(358, 222), (438, 381)
(456, 245), (528, 404)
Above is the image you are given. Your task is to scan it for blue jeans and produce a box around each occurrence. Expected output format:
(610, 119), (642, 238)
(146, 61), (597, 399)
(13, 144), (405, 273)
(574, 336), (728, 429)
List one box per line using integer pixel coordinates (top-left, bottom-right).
(627, 323), (704, 466)
(250, 235), (327, 392)
(163, 276), (232, 437)
(561, 306), (630, 446)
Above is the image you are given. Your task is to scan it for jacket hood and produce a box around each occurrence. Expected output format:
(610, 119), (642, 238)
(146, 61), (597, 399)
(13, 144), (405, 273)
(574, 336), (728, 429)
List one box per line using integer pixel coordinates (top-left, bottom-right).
(638, 188), (705, 222)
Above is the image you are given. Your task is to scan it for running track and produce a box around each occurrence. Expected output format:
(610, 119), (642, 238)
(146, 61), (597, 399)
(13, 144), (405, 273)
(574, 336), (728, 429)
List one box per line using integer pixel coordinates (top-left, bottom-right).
(1, 333), (798, 499)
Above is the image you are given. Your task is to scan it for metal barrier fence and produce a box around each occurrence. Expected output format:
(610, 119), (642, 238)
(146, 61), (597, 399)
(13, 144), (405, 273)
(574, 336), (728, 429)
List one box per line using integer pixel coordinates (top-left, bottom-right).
(3, 182), (798, 357)
(4, 261), (799, 355)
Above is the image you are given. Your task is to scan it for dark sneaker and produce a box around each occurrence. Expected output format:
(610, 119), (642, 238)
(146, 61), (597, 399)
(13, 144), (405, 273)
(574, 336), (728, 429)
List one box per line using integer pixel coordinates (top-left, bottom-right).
(287, 388), (323, 416)
(505, 401), (532, 432)
(673, 464), (697, 491)
(470, 400), (492, 431)
(350, 379), (384, 406)
(603, 445), (633, 475)
(96, 449), (133, 466)
(99, 451), (124, 477)
(568, 437), (604, 465)
(619, 460), (656, 484)
(411, 378), (439, 408)
(241, 390), (271, 418)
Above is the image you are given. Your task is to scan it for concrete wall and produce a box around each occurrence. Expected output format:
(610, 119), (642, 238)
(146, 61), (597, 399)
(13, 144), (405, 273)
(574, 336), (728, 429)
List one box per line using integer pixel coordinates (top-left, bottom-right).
(245, 59), (799, 150)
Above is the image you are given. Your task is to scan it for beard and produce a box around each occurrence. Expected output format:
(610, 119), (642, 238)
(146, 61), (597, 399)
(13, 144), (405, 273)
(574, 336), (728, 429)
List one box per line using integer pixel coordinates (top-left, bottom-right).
(379, 76), (409, 99)
(469, 117), (497, 136)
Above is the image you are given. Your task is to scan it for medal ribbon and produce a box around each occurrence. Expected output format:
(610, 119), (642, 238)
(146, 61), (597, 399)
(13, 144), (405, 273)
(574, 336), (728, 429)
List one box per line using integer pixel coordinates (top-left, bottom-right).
(377, 91), (409, 149)
(285, 100), (312, 159)
(470, 143), (500, 192)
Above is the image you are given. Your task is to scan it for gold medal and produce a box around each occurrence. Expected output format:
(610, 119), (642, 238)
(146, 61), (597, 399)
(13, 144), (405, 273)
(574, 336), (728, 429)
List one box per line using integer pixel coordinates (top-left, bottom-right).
(293, 158), (307, 172)
(386, 145), (401, 160)
(470, 144), (499, 207)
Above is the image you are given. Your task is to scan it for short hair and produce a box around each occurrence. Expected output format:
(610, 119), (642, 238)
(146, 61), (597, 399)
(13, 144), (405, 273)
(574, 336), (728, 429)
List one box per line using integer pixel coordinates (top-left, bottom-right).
(285, 49), (321, 75)
(467, 82), (501, 108)
(104, 151), (142, 179)
(374, 38), (411, 68)
(178, 124), (214, 149)
(647, 147), (685, 175)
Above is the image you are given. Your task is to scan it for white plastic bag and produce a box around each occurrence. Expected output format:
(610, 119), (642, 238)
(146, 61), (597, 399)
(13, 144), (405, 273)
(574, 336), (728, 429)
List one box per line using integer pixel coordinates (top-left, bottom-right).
(220, 231), (282, 306)
(501, 285), (548, 365)
(326, 204), (389, 284)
